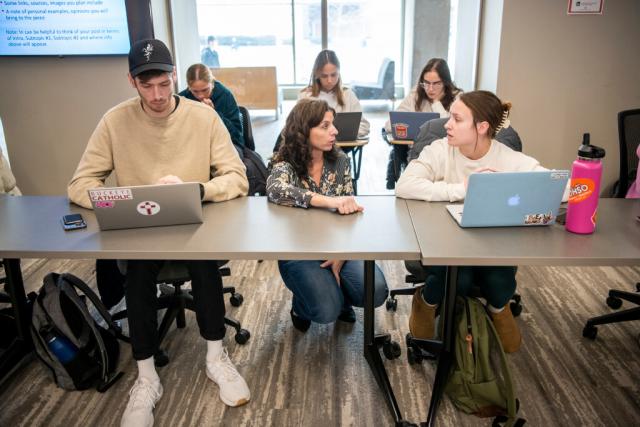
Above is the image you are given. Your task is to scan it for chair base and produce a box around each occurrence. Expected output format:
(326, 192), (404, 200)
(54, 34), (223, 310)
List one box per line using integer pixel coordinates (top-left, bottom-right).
(583, 283), (640, 340)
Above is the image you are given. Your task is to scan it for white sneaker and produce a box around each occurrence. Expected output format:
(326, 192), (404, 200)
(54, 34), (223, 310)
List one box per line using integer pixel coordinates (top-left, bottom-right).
(121, 377), (163, 427)
(206, 348), (250, 407)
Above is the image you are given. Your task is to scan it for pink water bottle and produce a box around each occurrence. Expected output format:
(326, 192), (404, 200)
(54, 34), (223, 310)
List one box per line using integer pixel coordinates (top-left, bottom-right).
(565, 133), (606, 234)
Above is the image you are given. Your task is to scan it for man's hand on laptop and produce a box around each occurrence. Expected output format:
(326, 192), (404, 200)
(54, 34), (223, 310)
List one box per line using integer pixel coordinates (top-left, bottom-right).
(157, 175), (183, 185)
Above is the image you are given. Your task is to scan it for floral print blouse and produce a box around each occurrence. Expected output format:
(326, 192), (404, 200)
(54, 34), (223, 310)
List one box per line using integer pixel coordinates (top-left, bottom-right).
(267, 152), (354, 208)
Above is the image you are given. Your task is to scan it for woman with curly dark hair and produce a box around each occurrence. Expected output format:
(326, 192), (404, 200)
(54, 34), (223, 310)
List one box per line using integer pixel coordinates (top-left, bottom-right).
(267, 98), (388, 332)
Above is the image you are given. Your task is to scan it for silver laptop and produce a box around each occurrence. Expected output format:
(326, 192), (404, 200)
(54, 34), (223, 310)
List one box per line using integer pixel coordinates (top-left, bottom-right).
(446, 170), (569, 227)
(389, 111), (439, 140)
(88, 183), (203, 230)
(333, 112), (362, 141)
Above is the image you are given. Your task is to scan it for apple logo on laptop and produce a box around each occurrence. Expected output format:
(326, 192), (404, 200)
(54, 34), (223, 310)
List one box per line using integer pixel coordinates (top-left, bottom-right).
(507, 194), (521, 207)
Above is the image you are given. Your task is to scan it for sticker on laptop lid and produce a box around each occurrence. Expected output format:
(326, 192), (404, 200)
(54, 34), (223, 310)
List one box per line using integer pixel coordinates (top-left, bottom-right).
(89, 188), (133, 201)
(393, 122), (409, 139)
(550, 171), (569, 180)
(524, 212), (554, 225)
(95, 201), (115, 208)
(137, 201), (161, 216)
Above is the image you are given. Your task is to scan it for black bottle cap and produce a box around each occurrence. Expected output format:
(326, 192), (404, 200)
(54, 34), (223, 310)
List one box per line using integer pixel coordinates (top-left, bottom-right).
(578, 133), (606, 159)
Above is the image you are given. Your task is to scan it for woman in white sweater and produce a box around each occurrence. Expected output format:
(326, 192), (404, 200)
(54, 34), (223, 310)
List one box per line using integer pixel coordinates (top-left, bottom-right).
(395, 90), (552, 354)
(299, 50), (370, 139)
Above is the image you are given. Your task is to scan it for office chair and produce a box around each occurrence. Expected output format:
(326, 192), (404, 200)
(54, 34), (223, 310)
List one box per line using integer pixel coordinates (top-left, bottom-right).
(351, 58), (395, 105)
(583, 108), (640, 340)
(112, 260), (250, 366)
(238, 105), (255, 151)
(382, 127), (410, 190)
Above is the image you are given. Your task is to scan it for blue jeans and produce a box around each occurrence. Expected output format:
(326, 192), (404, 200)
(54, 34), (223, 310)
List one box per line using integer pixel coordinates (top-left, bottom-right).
(278, 260), (389, 324)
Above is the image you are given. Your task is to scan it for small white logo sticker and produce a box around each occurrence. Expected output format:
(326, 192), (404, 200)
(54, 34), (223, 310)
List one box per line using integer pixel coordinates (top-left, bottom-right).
(551, 171), (570, 180)
(137, 201), (160, 216)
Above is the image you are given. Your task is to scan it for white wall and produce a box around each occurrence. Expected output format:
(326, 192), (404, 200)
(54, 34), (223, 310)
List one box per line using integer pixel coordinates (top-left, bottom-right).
(496, 0), (640, 193)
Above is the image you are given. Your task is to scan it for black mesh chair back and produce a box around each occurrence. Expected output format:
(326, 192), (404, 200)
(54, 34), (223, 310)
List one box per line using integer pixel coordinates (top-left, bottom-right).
(615, 108), (640, 197)
(238, 106), (255, 151)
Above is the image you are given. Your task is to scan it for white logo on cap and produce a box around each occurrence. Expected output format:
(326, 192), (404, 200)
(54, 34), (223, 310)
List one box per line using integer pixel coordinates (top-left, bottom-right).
(142, 43), (154, 62)
(137, 201), (160, 216)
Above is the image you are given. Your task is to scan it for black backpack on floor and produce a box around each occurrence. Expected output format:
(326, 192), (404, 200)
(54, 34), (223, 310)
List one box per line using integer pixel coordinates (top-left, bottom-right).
(30, 272), (124, 392)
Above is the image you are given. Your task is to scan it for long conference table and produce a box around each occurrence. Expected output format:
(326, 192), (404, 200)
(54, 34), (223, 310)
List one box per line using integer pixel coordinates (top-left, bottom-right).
(0, 194), (420, 425)
(1, 194), (639, 426)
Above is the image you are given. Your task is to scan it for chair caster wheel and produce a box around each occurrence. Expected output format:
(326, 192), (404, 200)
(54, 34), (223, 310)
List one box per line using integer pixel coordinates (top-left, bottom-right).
(235, 329), (250, 345)
(606, 296), (622, 309)
(386, 298), (398, 311)
(154, 349), (170, 367)
(407, 346), (421, 365)
(510, 301), (523, 317)
(512, 294), (522, 304)
(405, 332), (413, 347)
(583, 325), (598, 340)
(230, 293), (244, 307)
(383, 341), (401, 360)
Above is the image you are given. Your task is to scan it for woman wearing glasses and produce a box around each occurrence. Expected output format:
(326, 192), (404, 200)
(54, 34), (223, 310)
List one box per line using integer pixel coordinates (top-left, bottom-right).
(385, 58), (461, 187)
(299, 49), (370, 139)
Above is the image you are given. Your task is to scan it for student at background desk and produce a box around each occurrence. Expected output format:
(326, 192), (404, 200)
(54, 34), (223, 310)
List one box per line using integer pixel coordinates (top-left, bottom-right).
(299, 50), (370, 140)
(179, 63), (244, 150)
(385, 58), (461, 189)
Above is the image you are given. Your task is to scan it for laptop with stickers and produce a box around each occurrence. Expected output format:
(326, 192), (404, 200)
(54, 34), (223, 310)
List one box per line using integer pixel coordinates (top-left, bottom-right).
(88, 183), (202, 230)
(446, 170), (570, 228)
(333, 112), (362, 141)
(389, 111), (439, 140)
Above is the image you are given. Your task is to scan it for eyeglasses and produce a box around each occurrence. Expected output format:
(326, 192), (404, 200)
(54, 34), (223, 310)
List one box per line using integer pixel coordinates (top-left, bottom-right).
(420, 81), (443, 89)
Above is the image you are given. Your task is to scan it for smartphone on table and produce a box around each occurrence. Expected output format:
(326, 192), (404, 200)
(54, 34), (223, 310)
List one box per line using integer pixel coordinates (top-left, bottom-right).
(61, 213), (87, 230)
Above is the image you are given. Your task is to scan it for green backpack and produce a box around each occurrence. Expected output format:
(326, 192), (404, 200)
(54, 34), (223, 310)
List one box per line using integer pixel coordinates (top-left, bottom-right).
(445, 297), (526, 426)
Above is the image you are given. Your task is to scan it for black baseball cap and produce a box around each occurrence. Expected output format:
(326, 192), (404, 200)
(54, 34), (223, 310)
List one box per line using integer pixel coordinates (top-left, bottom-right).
(128, 39), (174, 78)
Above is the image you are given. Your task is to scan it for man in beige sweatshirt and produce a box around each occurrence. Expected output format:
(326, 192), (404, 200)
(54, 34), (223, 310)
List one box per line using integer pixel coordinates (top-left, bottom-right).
(68, 39), (250, 427)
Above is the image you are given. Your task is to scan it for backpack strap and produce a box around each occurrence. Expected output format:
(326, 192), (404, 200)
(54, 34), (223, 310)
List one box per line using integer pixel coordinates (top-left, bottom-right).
(59, 273), (123, 336)
(484, 307), (526, 427)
